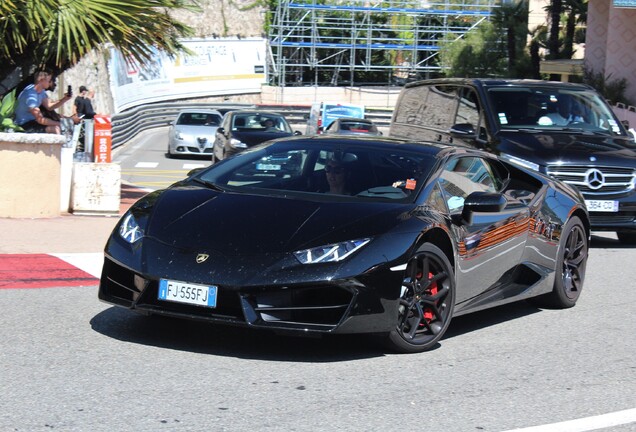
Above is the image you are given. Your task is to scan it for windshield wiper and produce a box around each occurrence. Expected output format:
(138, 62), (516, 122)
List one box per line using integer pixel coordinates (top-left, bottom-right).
(192, 178), (224, 192)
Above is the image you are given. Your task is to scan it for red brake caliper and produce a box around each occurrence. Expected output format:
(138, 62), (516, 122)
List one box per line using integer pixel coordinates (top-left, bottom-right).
(421, 272), (437, 324)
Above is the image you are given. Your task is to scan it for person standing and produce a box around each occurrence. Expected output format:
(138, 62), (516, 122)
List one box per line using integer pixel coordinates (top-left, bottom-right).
(73, 85), (96, 119)
(15, 70), (72, 134)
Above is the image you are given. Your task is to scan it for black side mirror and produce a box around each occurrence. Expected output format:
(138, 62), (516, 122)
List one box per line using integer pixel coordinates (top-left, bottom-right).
(621, 120), (630, 129)
(449, 123), (477, 138)
(294, 130), (302, 136)
(459, 191), (506, 225)
(187, 167), (205, 177)
(217, 127), (225, 135)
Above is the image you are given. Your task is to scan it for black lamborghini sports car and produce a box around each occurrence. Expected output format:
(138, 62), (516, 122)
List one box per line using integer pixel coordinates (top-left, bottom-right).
(99, 135), (590, 353)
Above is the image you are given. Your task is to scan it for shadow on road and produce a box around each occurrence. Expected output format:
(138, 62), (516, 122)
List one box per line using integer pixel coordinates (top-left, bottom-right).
(590, 232), (634, 249)
(90, 300), (543, 361)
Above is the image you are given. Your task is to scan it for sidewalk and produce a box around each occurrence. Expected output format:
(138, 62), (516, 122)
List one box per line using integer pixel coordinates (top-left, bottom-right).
(0, 183), (148, 254)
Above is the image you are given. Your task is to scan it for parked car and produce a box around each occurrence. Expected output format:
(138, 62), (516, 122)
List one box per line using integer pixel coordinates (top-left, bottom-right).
(212, 110), (301, 163)
(167, 109), (223, 158)
(99, 135), (589, 353)
(306, 102), (365, 135)
(321, 117), (382, 136)
(390, 78), (636, 244)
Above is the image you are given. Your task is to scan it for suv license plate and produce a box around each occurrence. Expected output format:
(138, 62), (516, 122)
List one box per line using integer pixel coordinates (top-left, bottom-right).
(585, 200), (619, 212)
(158, 279), (217, 308)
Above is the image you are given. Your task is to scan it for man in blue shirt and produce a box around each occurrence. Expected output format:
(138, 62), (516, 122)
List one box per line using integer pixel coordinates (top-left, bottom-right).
(15, 70), (72, 134)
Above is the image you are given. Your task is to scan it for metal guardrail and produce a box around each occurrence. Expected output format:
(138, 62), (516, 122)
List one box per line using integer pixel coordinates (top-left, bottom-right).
(111, 102), (394, 148)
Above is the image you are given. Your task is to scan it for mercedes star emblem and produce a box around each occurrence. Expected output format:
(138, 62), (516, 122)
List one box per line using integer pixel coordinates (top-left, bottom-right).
(585, 169), (605, 190)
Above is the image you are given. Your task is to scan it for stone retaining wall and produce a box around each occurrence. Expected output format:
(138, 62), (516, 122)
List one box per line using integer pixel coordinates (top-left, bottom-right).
(0, 133), (65, 218)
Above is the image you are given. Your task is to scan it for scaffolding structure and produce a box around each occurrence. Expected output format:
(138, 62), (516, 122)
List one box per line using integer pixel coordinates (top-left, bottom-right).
(269, 0), (499, 86)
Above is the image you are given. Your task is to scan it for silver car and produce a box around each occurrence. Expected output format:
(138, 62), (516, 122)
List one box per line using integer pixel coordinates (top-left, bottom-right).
(167, 109), (223, 158)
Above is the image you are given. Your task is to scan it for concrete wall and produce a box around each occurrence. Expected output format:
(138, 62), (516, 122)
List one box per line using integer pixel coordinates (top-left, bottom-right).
(0, 133), (65, 218)
(586, 0), (636, 104)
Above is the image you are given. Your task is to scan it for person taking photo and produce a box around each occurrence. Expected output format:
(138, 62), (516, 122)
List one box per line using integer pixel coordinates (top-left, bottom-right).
(15, 70), (73, 134)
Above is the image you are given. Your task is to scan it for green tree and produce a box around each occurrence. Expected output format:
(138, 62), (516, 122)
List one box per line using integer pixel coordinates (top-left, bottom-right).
(492, 0), (529, 76)
(544, 0), (587, 61)
(562, 0), (587, 59)
(0, 0), (199, 97)
(438, 21), (507, 78)
(546, 0), (562, 59)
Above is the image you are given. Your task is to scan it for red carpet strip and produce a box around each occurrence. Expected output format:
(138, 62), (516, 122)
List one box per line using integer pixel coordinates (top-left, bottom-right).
(0, 254), (98, 289)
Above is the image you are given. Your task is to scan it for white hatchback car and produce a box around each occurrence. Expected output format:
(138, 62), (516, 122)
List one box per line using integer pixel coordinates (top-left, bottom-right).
(167, 109), (223, 158)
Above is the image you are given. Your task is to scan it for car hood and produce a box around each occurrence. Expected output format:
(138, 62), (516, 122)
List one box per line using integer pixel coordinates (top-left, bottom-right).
(496, 130), (636, 166)
(143, 186), (413, 256)
(229, 130), (294, 146)
(176, 125), (218, 135)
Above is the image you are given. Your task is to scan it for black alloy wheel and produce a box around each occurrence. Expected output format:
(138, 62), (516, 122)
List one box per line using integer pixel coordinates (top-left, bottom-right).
(535, 216), (588, 308)
(386, 243), (455, 353)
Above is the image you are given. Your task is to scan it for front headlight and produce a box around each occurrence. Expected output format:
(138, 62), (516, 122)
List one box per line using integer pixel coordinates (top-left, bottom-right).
(294, 238), (371, 264)
(500, 153), (540, 172)
(229, 138), (247, 148)
(119, 213), (144, 243)
(176, 132), (185, 140)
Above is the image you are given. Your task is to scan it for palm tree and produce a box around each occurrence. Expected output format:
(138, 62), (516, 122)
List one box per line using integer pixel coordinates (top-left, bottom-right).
(492, 0), (529, 75)
(546, 0), (562, 59)
(0, 0), (199, 97)
(562, 0), (588, 59)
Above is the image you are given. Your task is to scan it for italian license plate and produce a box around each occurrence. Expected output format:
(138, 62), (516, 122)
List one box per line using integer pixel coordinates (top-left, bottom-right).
(158, 279), (217, 308)
(585, 200), (619, 212)
(256, 163), (281, 171)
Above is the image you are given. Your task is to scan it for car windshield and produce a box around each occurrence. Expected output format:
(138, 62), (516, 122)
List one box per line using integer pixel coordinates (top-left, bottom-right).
(195, 139), (437, 202)
(232, 114), (292, 133)
(177, 112), (222, 126)
(487, 86), (629, 136)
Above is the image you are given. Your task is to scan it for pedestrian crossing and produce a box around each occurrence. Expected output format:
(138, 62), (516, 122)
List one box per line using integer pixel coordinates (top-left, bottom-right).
(133, 161), (207, 169)
(120, 161), (210, 190)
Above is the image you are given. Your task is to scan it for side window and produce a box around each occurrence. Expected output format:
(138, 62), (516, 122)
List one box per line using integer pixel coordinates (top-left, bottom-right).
(426, 182), (448, 213)
(456, 87), (480, 129)
(438, 157), (499, 213)
(390, 84), (459, 141)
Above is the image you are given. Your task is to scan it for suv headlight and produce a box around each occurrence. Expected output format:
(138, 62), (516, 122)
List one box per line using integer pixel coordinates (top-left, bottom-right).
(294, 238), (371, 264)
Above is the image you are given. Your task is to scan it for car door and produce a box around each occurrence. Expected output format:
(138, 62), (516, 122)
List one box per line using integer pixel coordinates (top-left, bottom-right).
(437, 156), (531, 303)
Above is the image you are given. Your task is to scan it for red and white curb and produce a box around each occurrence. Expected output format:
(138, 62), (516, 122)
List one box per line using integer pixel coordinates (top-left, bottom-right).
(0, 253), (102, 289)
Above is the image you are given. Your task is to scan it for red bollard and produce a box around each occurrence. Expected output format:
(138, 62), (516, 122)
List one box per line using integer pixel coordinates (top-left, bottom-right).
(93, 115), (112, 163)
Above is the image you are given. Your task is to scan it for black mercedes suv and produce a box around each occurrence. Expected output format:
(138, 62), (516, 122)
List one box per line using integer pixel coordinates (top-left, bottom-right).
(390, 78), (636, 244)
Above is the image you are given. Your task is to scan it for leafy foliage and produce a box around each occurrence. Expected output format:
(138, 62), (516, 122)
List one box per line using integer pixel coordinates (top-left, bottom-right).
(438, 22), (508, 78)
(583, 68), (631, 105)
(0, 89), (23, 132)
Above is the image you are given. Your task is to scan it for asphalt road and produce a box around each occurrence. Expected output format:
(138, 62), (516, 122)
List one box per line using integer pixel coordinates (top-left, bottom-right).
(1, 129), (634, 431)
